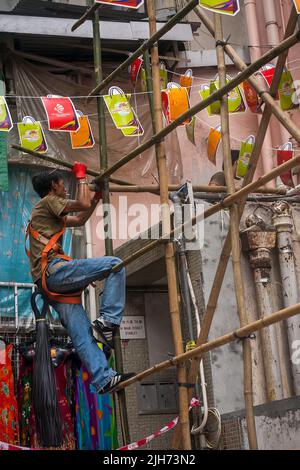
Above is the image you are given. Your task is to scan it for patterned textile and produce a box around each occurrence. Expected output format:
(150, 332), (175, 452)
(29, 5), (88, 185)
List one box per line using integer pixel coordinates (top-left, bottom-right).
(0, 344), (20, 445)
(75, 350), (118, 450)
(17, 355), (34, 447)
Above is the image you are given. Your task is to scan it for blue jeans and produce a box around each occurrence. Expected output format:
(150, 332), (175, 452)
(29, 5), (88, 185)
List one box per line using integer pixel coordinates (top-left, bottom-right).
(46, 256), (125, 391)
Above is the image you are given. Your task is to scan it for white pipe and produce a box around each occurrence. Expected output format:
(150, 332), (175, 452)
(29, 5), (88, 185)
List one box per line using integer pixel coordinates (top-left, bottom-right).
(85, 219), (97, 322)
(273, 203), (300, 394)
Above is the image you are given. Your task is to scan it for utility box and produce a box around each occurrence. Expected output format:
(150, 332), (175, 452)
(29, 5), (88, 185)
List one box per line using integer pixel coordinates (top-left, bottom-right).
(138, 382), (178, 414)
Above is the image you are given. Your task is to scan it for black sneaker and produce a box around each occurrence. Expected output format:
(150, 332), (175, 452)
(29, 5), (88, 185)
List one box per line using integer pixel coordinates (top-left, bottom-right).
(93, 318), (117, 349)
(99, 372), (136, 395)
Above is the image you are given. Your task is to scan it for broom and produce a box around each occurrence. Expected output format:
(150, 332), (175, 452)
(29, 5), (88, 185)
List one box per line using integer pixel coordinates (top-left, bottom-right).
(31, 290), (63, 448)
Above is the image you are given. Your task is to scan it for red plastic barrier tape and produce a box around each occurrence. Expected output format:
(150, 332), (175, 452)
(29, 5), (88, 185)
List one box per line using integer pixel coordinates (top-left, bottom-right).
(117, 398), (200, 450)
(0, 441), (33, 451)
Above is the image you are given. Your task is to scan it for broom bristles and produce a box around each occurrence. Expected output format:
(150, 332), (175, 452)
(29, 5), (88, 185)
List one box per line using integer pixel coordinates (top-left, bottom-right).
(32, 292), (63, 448)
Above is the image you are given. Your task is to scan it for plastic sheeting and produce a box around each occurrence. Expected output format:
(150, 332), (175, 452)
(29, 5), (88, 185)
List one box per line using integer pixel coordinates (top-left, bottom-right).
(10, 57), (183, 184)
(0, 166), (72, 320)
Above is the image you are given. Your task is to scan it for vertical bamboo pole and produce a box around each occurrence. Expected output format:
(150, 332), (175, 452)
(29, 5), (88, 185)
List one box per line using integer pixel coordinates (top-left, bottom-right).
(172, 4), (297, 448)
(89, 0), (130, 444)
(143, 49), (157, 134)
(214, 13), (257, 449)
(147, 0), (191, 450)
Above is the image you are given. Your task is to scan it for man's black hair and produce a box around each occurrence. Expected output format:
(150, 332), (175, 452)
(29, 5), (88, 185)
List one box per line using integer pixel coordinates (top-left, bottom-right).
(222, 149), (240, 170)
(32, 170), (64, 198)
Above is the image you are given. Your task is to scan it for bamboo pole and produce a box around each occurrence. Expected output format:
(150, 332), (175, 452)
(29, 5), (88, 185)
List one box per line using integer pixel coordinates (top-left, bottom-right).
(147, 0), (191, 450)
(87, 0), (199, 97)
(214, 12), (257, 449)
(71, 2), (101, 32)
(114, 302), (300, 391)
(92, 30), (300, 183)
(90, 0), (130, 444)
(171, 3), (298, 448)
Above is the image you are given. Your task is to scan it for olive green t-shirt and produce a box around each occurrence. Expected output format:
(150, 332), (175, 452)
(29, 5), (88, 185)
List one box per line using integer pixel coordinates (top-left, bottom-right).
(29, 194), (69, 282)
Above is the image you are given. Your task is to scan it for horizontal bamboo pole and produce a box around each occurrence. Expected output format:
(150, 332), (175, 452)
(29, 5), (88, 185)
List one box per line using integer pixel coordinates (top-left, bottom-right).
(114, 301), (300, 391)
(110, 151), (300, 274)
(11, 144), (286, 196)
(87, 0), (199, 97)
(71, 2), (101, 32)
(93, 30), (300, 182)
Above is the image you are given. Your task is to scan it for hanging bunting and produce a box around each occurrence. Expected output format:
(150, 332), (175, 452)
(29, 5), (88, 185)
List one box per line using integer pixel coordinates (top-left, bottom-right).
(0, 96), (13, 132)
(180, 69), (193, 96)
(140, 67), (147, 92)
(277, 142), (295, 187)
(260, 64), (279, 100)
(17, 116), (47, 153)
(207, 125), (222, 165)
(292, 0), (300, 14)
(199, 85), (220, 116)
(159, 62), (168, 91)
(161, 83), (191, 126)
(211, 75), (246, 114)
(70, 111), (95, 149)
(95, 0), (144, 9)
(0, 133), (8, 191)
(199, 0), (240, 16)
(41, 96), (80, 132)
(242, 81), (262, 114)
(129, 56), (143, 86)
(103, 86), (144, 136)
(185, 116), (196, 146)
(236, 135), (255, 178)
(278, 69), (298, 111)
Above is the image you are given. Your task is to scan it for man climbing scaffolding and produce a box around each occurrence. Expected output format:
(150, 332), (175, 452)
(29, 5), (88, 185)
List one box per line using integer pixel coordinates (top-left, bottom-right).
(27, 162), (134, 394)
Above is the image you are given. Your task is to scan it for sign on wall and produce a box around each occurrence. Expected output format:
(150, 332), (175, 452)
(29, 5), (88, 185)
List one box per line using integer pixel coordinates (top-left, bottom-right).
(120, 316), (146, 339)
(95, 1), (144, 9)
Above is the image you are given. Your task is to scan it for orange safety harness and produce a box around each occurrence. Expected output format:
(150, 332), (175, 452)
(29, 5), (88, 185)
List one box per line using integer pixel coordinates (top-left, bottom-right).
(25, 219), (82, 304)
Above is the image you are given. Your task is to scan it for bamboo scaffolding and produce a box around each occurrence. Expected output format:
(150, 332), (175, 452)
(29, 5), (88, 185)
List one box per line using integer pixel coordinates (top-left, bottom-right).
(71, 2), (101, 32)
(147, 0), (191, 450)
(214, 12), (257, 449)
(113, 302), (300, 391)
(89, 0), (130, 444)
(87, 0), (199, 97)
(171, 3), (298, 448)
(92, 30), (300, 183)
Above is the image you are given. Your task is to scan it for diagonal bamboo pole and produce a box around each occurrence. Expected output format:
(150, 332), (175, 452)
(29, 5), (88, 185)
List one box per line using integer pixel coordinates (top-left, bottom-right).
(147, 0), (191, 450)
(71, 2), (101, 32)
(87, 0), (199, 97)
(92, 30), (300, 183)
(113, 302), (300, 391)
(171, 3), (298, 448)
(214, 12), (257, 449)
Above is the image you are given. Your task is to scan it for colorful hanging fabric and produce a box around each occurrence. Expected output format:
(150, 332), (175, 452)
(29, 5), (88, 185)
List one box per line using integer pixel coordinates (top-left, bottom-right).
(277, 142), (294, 187)
(242, 81), (262, 114)
(103, 86), (144, 136)
(236, 135), (255, 178)
(278, 69), (298, 111)
(0, 96), (13, 132)
(41, 95), (80, 132)
(0, 344), (20, 445)
(75, 353), (118, 450)
(161, 83), (191, 126)
(95, 0), (144, 9)
(185, 116), (196, 146)
(0, 132), (8, 192)
(17, 355), (35, 448)
(71, 111), (95, 149)
(199, 0), (240, 16)
(207, 125), (222, 165)
(293, 0), (300, 14)
(180, 69), (193, 96)
(129, 56), (143, 86)
(17, 116), (47, 153)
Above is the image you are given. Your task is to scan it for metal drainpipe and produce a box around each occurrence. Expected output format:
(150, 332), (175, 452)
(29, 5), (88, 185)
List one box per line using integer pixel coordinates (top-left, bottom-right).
(241, 224), (283, 401)
(273, 201), (300, 394)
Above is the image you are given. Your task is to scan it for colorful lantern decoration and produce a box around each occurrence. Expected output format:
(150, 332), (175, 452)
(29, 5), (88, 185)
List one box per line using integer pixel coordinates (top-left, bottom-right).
(41, 96), (79, 132)
(159, 62), (168, 91)
(277, 142), (294, 187)
(199, 76), (245, 116)
(199, 84), (220, 117)
(292, 0), (300, 14)
(236, 135), (255, 178)
(199, 0), (240, 16)
(278, 69), (298, 111)
(17, 116), (47, 153)
(0, 96), (13, 132)
(70, 111), (95, 149)
(242, 81), (261, 114)
(207, 124), (222, 165)
(180, 69), (193, 95)
(185, 116), (196, 146)
(161, 82), (191, 126)
(103, 86), (144, 136)
(129, 56), (143, 86)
